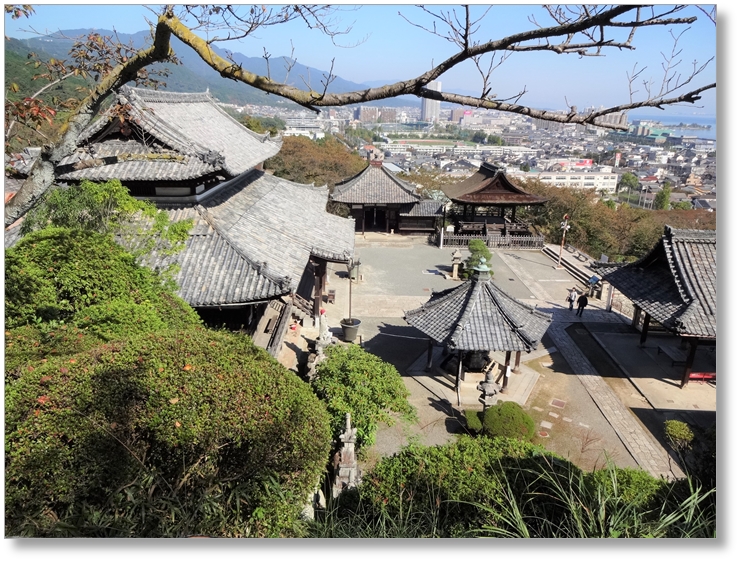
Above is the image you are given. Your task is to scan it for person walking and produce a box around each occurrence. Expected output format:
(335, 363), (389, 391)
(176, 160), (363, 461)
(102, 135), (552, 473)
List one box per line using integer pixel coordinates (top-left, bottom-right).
(566, 287), (578, 311)
(576, 293), (588, 317)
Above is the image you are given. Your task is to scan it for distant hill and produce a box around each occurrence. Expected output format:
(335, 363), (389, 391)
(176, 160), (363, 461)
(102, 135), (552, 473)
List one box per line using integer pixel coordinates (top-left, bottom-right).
(5, 29), (420, 109)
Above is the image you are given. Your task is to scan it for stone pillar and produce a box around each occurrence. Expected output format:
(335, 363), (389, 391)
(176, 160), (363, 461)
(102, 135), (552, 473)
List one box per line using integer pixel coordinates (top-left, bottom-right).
(605, 284), (614, 312)
(332, 413), (361, 498)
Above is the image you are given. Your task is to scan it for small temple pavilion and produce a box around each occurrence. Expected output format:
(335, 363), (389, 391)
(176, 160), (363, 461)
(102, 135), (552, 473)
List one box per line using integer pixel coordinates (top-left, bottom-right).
(441, 163), (548, 235)
(331, 161), (444, 234)
(405, 259), (552, 400)
(593, 226), (716, 387)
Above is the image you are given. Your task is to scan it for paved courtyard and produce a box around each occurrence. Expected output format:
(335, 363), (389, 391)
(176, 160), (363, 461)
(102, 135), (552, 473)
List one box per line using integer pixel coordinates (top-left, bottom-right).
(295, 232), (716, 479)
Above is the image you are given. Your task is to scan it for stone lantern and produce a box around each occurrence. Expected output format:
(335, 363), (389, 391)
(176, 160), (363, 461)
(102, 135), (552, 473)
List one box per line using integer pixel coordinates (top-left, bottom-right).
(477, 368), (501, 410)
(451, 248), (463, 280)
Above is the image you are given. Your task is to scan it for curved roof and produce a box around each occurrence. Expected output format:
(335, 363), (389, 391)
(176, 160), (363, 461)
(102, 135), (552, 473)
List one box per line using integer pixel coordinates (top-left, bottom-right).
(58, 86), (282, 182)
(405, 267), (552, 352)
(332, 163), (419, 204)
(593, 226), (715, 339)
(441, 162), (548, 206)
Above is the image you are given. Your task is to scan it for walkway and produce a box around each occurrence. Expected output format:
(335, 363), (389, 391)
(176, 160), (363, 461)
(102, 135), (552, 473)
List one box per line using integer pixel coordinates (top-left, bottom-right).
(498, 250), (681, 479)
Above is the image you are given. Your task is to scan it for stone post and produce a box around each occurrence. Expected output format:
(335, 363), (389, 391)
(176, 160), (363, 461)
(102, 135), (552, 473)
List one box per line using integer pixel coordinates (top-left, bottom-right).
(332, 413), (361, 498)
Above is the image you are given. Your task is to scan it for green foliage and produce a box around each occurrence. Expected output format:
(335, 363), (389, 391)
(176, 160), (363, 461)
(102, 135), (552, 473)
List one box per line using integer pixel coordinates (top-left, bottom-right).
(264, 135), (367, 190)
(482, 401), (535, 441)
(241, 114), (285, 134)
(4, 226), (201, 374)
(665, 420), (695, 453)
(464, 409), (483, 434)
(311, 344), (416, 451)
(618, 172), (640, 192)
(4, 226), (198, 330)
(462, 239), (492, 279)
(585, 467), (665, 509)
(352, 435), (559, 536)
(516, 179), (715, 261)
(19, 180), (192, 278)
(672, 201), (693, 210)
(654, 184), (672, 210)
(5, 329), (332, 537)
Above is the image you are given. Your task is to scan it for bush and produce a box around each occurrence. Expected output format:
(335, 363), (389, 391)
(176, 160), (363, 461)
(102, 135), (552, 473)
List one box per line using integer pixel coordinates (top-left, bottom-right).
(586, 466), (666, 509)
(482, 401), (535, 441)
(464, 409), (483, 434)
(311, 344), (416, 451)
(5, 329), (332, 537)
(462, 239), (492, 278)
(664, 419), (695, 453)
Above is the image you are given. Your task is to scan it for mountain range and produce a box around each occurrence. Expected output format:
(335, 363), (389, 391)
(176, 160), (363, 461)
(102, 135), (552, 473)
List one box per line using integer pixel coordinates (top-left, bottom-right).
(5, 29), (420, 109)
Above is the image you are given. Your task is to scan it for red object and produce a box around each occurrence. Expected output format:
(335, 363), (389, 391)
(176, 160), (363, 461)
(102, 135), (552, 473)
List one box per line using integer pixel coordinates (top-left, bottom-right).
(320, 308), (326, 315)
(688, 372), (716, 381)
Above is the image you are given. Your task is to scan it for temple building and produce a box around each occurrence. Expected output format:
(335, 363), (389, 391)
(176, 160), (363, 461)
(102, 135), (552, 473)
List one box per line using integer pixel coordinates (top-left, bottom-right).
(6, 86), (355, 357)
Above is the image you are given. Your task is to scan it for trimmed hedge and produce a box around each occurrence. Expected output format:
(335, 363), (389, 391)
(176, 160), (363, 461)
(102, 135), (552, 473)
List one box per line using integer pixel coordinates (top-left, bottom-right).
(482, 401), (535, 441)
(5, 329), (332, 537)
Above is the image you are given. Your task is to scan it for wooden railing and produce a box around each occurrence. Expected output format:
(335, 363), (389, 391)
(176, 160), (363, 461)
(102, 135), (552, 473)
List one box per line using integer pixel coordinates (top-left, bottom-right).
(441, 232), (545, 249)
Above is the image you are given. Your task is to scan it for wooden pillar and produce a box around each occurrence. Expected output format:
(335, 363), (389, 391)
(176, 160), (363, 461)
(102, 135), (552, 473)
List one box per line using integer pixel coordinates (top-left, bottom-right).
(511, 206), (517, 221)
(312, 261), (322, 320)
(513, 350), (521, 373)
(456, 350), (463, 406)
(373, 206), (377, 227)
(426, 339), (434, 372)
(362, 205), (366, 235)
(500, 351), (512, 393)
(681, 339), (698, 388)
(631, 306), (641, 329)
(639, 312), (651, 346)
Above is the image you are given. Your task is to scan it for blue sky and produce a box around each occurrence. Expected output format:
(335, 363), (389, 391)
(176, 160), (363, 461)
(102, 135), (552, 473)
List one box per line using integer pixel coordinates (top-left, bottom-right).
(3, 3), (719, 117)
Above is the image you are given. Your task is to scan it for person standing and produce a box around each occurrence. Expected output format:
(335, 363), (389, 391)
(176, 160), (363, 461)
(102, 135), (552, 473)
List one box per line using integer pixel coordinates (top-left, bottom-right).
(576, 293), (588, 316)
(566, 287), (578, 311)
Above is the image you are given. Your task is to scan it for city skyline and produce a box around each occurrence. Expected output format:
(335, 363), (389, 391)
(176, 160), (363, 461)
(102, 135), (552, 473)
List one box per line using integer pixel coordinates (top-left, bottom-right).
(3, 3), (718, 118)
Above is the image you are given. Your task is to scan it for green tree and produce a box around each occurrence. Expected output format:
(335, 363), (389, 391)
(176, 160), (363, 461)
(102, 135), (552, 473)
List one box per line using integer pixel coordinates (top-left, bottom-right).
(672, 201), (693, 210)
(617, 172), (640, 195)
(19, 179), (192, 281)
(311, 344), (416, 452)
(519, 162), (530, 172)
(463, 239), (493, 278)
(654, 183), (672, 210)
(487, 134), (504, 145)
(471, 130), (487, 143)
(241, 114), (285, 135)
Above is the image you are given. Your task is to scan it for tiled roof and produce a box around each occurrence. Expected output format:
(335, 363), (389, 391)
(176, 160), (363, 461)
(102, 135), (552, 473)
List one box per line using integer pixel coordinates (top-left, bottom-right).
(441, 162), (549, 205)
(405, 270), (552, 352)
(399, 200), (445, 217)
(144, 206), (289, 306)
(60, 86), (282, 181)
(594, 226), (715, 339)
(332, 164), (420, 204)
(201, 170), (356, 290)
(57, 139), (218, 182)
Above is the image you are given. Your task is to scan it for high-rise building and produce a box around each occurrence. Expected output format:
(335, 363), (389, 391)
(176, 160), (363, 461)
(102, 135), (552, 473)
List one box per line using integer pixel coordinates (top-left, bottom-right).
(421, 81), (442, 122)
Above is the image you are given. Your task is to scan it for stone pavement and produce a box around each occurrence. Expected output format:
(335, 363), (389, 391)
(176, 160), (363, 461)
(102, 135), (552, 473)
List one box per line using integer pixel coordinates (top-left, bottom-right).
(497, 250), (684, 479)
(292, 234), (715, 480)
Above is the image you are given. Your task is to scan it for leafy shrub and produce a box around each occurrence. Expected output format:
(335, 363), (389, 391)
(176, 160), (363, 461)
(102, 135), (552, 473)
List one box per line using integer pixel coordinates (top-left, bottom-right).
(354, 435), (557, 536)
(5, 226), (199, 330)
(664, 419), (695, 453)
(311, 344), (416, 451)
(464, 409), (483, 434)
(5, 329), (332, 537)
(462, 239), (492, 279)
(586, 466), (666, 509)
(482, 401), (535, 441)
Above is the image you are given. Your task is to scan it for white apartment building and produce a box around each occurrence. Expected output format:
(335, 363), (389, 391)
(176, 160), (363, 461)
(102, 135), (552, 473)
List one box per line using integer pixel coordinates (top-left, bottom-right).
(510, 171), (619, 193)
